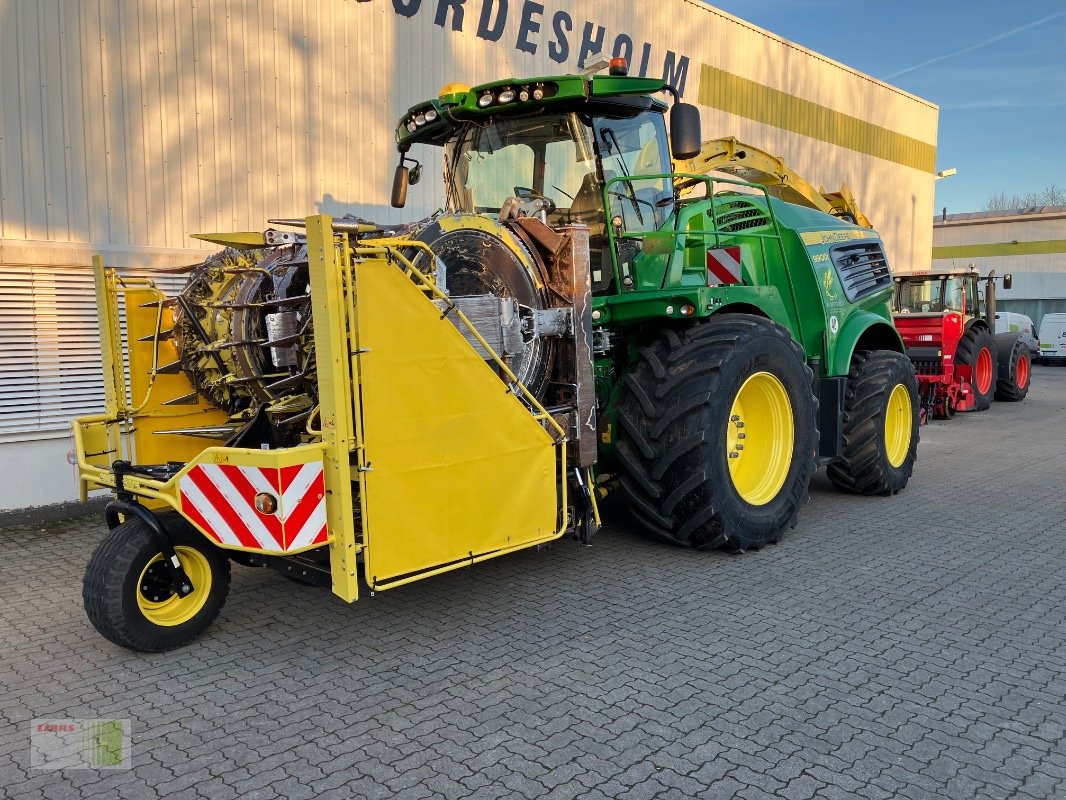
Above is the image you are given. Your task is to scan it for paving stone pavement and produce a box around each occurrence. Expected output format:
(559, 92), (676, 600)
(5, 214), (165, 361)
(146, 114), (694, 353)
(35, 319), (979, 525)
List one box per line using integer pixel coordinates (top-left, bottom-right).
(2, 366), (1065, 800)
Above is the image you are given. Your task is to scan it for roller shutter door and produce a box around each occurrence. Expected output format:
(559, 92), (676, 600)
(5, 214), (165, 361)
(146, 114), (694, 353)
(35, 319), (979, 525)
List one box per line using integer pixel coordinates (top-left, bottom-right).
(0, 265), (185, 442)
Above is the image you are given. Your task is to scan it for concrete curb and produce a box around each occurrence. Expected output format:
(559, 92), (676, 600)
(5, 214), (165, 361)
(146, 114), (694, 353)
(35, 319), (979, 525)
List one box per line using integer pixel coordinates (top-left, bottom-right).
(0, 496), (109, 531)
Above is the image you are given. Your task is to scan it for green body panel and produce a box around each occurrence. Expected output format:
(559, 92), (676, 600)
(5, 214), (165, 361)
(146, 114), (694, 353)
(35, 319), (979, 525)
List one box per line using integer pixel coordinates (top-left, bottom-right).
(595, 188), (903, 379)
(591, 285), (793, 327)
(772, 199), (905, 368)
(830, 313), (903, 377)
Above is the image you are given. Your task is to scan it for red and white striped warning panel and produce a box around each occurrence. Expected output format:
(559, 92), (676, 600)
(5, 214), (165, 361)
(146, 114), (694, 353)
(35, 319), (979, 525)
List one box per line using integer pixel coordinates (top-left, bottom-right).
(179, 462), (328, 553)
(706, 246), (743, 285)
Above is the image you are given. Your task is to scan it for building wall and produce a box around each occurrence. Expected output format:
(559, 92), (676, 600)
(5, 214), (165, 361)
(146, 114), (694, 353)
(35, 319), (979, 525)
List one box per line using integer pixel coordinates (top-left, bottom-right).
(931, 206), (1066, 329)
(0, 0), (939, 510)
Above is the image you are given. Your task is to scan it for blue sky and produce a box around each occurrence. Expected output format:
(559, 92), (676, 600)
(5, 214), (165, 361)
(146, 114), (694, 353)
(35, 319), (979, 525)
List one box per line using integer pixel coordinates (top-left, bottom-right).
(707, 1), (1066, 214)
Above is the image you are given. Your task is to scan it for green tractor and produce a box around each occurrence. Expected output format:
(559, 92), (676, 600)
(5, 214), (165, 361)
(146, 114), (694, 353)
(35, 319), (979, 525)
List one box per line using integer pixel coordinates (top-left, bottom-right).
(388, 64), (920, 550)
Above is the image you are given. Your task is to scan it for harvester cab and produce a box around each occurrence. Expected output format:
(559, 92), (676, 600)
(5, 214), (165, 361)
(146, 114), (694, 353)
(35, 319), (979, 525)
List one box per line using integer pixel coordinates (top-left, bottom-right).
(391, 62), (701, 292)
(893, 270), (1029, 420)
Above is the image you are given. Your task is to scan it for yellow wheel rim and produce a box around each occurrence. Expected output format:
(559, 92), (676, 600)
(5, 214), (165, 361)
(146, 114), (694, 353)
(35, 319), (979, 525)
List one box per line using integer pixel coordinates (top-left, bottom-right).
(136, 546), (212, 627)
(726, 371), (794, 506)
(884, 383), (913, 468)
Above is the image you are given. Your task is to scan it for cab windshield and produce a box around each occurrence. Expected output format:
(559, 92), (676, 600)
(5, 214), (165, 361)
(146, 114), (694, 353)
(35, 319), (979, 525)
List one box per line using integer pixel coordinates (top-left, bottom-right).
(897, 276), (971, 314)
(593, 112), (673, 232)
(443, 109), (673, 230)
(445, 113), (596, 220)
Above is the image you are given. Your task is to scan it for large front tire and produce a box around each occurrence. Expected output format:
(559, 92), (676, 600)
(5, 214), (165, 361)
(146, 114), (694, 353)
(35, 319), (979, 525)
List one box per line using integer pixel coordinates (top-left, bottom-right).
(956, 326), (996, 411)
(827, 351), (920, 496)
(614, 315), (817, 551)
(83, 516), (231, 652)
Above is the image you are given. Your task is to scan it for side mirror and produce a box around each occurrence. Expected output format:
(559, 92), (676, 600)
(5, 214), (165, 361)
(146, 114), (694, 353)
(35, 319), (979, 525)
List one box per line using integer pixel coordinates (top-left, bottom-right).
(409, 163), (423, 186)
(670, 102), (702, 160)
(391, 164), (409, 209)
(1003, 273), (1013, 290)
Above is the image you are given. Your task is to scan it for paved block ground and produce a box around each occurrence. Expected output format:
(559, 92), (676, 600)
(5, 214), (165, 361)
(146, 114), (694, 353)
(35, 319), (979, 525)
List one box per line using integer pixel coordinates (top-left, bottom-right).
(2, 367), (1065, 799)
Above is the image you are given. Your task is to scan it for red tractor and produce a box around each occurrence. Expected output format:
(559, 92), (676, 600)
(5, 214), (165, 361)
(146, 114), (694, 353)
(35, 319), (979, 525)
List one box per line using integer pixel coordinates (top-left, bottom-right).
(893, 270), (1031, 421)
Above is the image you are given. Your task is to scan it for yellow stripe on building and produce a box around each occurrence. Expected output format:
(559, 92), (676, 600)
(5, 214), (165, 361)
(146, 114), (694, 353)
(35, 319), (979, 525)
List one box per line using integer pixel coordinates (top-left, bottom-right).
(932, 240), (1066, 259)
(697, 65), (937, 173)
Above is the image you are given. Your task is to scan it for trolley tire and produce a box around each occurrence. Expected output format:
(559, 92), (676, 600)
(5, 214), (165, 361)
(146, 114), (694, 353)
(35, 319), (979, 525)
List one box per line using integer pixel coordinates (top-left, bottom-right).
(83, 515), (231, 652)
(955, 326), (996, 411)
(827, 351), (920, 496)
(614, 314), (817, 552)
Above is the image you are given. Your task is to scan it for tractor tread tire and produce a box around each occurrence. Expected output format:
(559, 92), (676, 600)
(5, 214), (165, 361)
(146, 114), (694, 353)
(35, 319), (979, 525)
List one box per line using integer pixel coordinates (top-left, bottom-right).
(83, 515), (230, 652)
(614, 314), (817, 552)
(827, 351), (920, 496)
(994, 334), (1031, 402)
(955, 326), (996, 411)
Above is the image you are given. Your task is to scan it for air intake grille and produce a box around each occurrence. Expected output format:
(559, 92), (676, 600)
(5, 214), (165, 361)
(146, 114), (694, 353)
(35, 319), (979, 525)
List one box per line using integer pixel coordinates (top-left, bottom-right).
(829, 240), (892, 302)
(712, 199), (772, 233)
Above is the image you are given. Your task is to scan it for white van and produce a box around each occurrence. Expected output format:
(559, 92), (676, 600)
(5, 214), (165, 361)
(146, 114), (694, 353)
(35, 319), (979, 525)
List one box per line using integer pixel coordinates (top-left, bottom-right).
(1038, 313), (1066, 363)
(995, 311), (1039, 356)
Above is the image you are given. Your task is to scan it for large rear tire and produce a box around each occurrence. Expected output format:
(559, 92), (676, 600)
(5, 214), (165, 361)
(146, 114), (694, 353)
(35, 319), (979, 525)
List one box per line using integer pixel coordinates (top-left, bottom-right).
(827, 351), (920, 496)
(83, 515), (231, 652)
(994, 334), (1031, 401)
(955, 326), (996, 411)
(614, 315), (817, 551)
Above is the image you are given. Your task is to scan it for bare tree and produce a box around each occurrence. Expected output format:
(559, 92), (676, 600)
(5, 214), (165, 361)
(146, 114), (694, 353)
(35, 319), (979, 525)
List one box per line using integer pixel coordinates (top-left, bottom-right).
(985, 184), (1066, 211)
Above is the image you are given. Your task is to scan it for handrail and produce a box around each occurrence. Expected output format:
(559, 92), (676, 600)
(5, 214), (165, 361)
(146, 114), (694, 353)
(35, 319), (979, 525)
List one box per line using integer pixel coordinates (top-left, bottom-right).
(602, 172), (788, 291)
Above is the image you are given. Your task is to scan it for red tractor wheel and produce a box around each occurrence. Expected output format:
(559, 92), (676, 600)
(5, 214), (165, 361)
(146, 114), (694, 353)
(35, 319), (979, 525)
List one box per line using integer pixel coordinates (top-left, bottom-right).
(955, 326), (996, 411)
(994, 334), (1031, 402)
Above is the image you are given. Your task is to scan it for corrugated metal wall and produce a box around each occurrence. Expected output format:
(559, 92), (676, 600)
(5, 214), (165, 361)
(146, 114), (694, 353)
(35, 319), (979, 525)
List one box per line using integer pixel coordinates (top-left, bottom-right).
(1, 0), (399, 252)
(932, 208), (1066, 325)
(0, 0), (939, 509)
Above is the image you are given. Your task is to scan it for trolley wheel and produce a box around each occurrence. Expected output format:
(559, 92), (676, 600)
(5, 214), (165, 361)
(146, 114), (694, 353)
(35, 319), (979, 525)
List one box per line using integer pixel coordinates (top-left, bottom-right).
(83, 516), (231, 652)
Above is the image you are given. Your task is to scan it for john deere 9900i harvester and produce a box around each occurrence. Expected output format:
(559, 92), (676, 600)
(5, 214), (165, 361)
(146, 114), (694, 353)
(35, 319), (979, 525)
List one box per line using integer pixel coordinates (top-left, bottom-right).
(74, 61), (919, 651)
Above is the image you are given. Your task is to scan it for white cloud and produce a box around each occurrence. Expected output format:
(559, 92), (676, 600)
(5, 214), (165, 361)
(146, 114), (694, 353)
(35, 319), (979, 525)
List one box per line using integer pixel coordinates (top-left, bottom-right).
(888, 12), (1066, 79)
